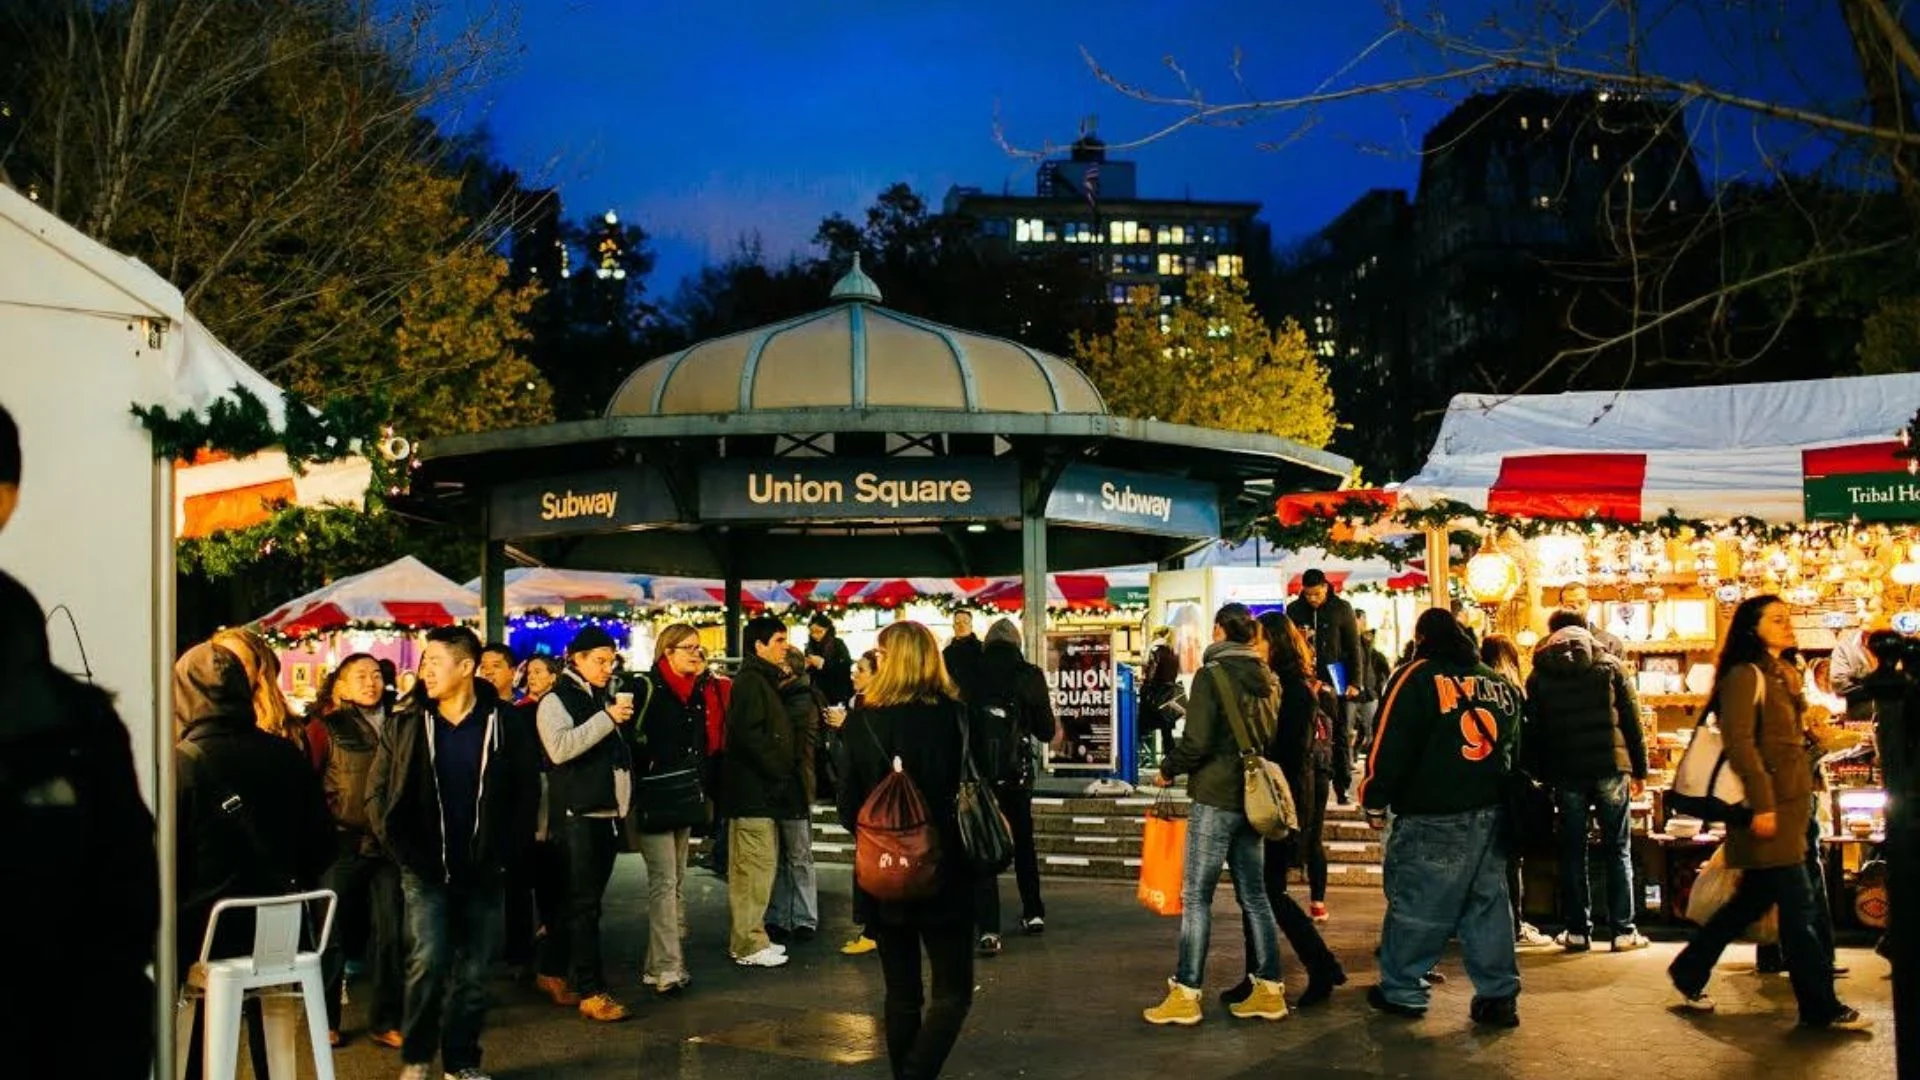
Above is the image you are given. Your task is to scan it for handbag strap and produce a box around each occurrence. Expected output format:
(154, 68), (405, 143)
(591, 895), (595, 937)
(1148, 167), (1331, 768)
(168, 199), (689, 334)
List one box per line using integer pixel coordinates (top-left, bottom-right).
(1698, 661), (1766, 737)
(1205, 664), (1264, 759)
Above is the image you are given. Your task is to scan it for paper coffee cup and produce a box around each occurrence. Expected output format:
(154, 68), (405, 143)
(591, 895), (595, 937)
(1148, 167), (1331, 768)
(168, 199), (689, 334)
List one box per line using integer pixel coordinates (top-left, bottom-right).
(614, 691), (634, 708)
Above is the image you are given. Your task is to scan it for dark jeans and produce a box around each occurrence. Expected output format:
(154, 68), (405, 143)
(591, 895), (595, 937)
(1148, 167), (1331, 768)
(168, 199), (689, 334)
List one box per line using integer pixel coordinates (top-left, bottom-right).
(1755, 803), (1835, 971)
(874, 922), (976, 1080)
(503, 845), (537, 970)
(1305, 769), (1331, 902)
(401, 873), (504, 1072)
(975, 787), (1044, 934)
(321, 844), (405, 1033)
(1238, 834), (1342, 979)
(1507, 851), (1525, 937)
(1327, 697), (1353, 797)
(558, 814), (621, 995)
(1671, 861), (1844, 1024)
(1377, 807), (1520, 1009)
(532, 838), (569, 979)
(1554, 774), (1637, 937)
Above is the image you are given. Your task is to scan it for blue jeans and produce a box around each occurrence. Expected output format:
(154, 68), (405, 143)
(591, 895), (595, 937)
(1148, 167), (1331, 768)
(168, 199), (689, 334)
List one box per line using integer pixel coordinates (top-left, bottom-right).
(1175, 802), (1280, 988)
(1378, 806), (1520, 1009)
(401, 873), (504, 1072)
(1555, 774), (1637, 937)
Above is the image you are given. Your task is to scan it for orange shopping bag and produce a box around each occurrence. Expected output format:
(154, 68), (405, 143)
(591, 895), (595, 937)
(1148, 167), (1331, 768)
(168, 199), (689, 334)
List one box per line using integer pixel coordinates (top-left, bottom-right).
(1137, 794), (1187, 916)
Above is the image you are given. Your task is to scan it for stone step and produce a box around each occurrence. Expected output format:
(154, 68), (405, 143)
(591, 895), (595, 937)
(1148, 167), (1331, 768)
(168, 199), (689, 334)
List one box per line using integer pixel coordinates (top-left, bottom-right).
(795, 840), (1384, 887)
(808, 795), (1371, 826)
(803, 818), (1384, 864)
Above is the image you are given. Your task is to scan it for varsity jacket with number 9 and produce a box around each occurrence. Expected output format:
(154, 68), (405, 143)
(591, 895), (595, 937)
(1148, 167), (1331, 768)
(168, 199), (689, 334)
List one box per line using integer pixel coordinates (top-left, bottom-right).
(1358, 658), (1521, 818)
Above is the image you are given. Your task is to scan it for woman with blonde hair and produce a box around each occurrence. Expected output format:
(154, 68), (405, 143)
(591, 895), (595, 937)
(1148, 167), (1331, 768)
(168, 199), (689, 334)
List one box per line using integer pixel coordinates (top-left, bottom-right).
(210, 626), (303, 751)
(835, 621), (982, 1078)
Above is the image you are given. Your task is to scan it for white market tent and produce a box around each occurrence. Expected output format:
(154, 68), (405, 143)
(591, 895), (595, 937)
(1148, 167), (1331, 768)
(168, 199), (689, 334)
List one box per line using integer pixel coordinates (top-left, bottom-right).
(0, 180), (368, 1071)
(460, 566), (651, 613)
(261, 555), (480, 637)
(1396, 374), (1920, 524)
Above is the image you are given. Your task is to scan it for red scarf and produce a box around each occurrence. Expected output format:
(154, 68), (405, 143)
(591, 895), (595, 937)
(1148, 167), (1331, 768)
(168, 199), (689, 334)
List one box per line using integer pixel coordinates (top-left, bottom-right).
(656, 662), (698, 705)
(655, 662), (731, 752)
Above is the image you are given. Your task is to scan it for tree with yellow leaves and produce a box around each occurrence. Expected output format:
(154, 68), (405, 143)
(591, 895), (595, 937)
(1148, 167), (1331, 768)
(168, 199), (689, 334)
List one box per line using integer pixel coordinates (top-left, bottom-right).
(1073, 273), (1335, 448)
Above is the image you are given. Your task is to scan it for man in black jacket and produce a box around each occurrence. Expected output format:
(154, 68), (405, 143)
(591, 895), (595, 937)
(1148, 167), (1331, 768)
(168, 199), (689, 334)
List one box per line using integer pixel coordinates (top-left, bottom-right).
(534, 627), (635, 1021)
(972, 618), (1058, 954)
(1524, 612), (1648, 954)
(0, 402), (160, 1079)
(943, 610), (985, 698)
(174, 639), (335, 1076)
(369, 626), (540, 1080)
(1287, 569), (1364, 801)
(723, 615), (797, 968)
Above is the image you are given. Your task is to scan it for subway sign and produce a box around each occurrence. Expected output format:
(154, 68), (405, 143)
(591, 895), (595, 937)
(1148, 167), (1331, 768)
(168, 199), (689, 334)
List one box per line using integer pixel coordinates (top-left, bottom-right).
(1046, 463), (1220, 538)
(700, 459), (1022, 521)
(488, 467), (680, 539)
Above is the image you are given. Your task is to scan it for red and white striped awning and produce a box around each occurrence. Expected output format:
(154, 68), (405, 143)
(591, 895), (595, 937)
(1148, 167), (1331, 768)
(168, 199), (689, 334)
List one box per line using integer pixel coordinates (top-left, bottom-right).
(258, 556), (478, 637)
(1293, 375), (1920, 527)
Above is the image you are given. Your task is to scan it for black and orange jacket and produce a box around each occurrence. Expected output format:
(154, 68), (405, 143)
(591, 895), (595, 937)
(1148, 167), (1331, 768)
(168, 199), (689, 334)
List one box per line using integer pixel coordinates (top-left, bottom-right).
(1358, 658), (1521, 817)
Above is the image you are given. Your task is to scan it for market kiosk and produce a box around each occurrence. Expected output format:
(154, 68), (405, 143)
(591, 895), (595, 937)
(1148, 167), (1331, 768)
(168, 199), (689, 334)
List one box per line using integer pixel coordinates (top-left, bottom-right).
(1279, 374), (1915, 929)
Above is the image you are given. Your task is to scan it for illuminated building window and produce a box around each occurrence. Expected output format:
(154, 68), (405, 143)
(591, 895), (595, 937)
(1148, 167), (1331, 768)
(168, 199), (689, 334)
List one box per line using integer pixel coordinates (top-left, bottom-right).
(1043, 222), (1058, 242)
(1214, 254), (1243, 277)
(1155, 225), (1171, 245)
(1169, 225), (1186, 245)
(1520, 116), (1530, 130)
(1535, 195), (1552, 208)
(1542, 116), (1552, 131)
(1015, 219), (1033, 243)
(1591, 143), (1601, 161)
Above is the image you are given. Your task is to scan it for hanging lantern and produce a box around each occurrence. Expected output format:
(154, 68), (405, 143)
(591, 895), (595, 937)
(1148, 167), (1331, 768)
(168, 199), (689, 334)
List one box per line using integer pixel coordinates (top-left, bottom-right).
(1464, 551), (1522, 606)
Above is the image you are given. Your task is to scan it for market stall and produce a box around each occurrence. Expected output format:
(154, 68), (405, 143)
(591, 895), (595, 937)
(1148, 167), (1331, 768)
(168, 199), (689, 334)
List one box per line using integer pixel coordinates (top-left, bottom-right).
(259, 555), (480, 710)
(1276, 374), (1916, 927)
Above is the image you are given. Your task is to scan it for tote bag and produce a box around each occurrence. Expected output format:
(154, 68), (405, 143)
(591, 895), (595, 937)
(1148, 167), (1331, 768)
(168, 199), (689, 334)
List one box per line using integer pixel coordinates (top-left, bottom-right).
(1137, 795), (1187, 916)
(1668, 668), (1764, 825)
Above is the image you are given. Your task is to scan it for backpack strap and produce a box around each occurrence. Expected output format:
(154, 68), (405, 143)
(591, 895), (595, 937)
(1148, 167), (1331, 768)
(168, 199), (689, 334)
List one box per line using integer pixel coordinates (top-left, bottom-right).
(1205, 664), (1264, 758)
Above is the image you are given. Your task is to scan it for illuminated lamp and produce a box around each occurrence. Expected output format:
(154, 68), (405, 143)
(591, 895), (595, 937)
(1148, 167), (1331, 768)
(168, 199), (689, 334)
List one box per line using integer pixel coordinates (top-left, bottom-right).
(1464, 551), (1522, 606)
(1892, 562), (1920, 588)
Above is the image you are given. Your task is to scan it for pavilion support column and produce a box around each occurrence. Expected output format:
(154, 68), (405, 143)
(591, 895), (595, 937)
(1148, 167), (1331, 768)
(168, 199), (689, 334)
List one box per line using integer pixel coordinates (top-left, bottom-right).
(1021, 474), (1048, 664)
(1425, 527), (1451, 614)
(724, 575), (744, 660)
(480, 537), (507, 645)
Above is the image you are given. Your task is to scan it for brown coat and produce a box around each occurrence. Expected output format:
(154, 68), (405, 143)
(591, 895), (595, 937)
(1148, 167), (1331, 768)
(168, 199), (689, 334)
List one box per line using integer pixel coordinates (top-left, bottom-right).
(1716, 658), (1813, 870)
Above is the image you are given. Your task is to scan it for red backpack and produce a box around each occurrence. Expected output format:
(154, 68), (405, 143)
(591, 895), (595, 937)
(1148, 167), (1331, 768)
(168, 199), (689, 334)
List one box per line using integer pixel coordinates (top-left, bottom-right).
(854, 723), (942, 903)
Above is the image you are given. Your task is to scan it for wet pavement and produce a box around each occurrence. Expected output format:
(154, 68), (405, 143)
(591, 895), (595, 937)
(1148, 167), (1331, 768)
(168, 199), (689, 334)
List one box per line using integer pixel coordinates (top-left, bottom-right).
(312, 860), (1898, 1079)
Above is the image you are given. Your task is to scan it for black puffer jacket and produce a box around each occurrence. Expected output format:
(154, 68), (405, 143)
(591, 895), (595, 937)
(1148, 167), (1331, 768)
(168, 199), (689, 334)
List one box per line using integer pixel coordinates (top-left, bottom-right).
(1523, 627), (1647, 784)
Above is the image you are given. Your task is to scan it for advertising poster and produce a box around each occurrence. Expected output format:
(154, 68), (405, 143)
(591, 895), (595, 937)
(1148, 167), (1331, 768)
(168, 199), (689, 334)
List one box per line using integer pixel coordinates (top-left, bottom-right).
(1044, 631), (1117, 772)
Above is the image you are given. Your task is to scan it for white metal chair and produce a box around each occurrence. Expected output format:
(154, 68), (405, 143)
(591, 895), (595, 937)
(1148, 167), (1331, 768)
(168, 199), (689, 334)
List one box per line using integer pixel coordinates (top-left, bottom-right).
(175, 889), (338, 1080)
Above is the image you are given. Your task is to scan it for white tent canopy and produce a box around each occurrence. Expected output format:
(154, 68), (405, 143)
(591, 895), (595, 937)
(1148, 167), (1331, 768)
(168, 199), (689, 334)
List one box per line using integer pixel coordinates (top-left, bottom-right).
(1398, 374), (1920, 524)
(462, 566), (650, 612)
(260, 555), (480, 636)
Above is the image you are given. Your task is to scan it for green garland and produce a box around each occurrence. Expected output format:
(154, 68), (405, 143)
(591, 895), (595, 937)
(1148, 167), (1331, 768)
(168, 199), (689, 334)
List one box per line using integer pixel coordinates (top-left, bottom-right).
(1261, 496), (1848, 564)
(132, 383), (397, 492)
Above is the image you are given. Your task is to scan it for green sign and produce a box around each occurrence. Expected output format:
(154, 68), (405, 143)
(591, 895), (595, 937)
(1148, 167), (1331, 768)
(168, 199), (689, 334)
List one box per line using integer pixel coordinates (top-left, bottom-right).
(564, 600), (631, 617)
(1803, 472), (1920, 522)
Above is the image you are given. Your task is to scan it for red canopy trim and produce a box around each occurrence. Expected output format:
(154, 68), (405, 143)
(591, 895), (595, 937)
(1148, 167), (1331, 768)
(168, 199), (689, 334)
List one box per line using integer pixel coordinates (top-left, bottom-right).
(1275, 488), (1398, 525)
(1486, 453), (1646, 522)
(1803, 441), (1906, 477)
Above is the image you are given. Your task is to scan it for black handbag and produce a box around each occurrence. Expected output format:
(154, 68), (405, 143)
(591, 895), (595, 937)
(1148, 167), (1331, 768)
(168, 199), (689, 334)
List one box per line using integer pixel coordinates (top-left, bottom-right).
(954, 707), (1015, 876)
(628, 763), (708, 837)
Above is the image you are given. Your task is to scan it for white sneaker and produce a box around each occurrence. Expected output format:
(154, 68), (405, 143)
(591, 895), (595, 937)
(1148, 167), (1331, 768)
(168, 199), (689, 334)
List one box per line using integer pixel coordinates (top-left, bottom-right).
(399, 1067), (429, 1080)
(735, 945), (790, 968)
(1611, 931), (1651, 952)
(445, 1070), (494, 1080)
(643, 970), (692, 990)
(1515, 923), (1556, 949)
(1674, 991), (1715, 1013)
(1555, 931), (1591, 953)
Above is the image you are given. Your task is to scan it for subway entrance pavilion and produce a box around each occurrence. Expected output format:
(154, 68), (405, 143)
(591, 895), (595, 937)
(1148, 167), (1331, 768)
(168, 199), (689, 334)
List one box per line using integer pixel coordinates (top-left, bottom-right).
(410, 261), (1355, 658)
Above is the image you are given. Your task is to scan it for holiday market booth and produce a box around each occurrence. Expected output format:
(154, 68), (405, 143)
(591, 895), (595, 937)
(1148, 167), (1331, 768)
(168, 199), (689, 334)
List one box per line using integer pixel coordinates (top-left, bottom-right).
(0, 181), (381, 1072)
(259, 555), (480, 710)
(1280, 374), (1918, 929)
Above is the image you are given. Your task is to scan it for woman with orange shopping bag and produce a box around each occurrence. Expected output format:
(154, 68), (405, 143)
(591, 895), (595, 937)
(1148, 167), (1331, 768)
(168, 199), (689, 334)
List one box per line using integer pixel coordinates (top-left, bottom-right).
(1137, 793), (1187, 916)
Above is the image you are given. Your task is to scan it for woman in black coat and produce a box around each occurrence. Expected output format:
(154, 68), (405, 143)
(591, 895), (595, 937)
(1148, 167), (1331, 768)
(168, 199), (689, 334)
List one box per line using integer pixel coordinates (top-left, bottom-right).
(836, 621), (984, 1080)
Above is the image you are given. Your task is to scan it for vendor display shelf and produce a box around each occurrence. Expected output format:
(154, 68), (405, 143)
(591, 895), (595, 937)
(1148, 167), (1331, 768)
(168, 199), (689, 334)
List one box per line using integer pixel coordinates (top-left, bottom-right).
(1640, 692), (1709, 709)
(1619, 639), (1719, 655)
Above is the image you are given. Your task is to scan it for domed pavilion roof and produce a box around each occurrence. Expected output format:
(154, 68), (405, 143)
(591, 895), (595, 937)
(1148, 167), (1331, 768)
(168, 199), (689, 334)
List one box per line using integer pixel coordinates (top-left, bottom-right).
(607, 257), (1106, 417)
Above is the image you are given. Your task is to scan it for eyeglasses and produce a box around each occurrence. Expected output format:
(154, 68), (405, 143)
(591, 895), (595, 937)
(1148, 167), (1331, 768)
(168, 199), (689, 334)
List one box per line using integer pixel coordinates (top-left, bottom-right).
(669, 645), (707, 656)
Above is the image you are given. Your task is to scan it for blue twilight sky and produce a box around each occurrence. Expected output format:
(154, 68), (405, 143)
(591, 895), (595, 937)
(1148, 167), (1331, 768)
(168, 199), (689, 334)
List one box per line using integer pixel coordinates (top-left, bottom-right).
(431, 1), (1864, 297)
